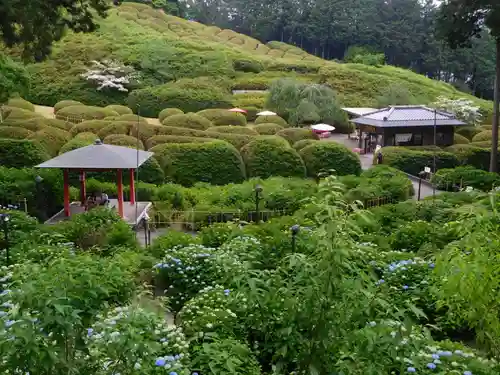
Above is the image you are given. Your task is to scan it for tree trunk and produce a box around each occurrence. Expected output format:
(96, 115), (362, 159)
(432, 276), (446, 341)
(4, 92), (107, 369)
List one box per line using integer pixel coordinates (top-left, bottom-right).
(490, 38), (500, 172)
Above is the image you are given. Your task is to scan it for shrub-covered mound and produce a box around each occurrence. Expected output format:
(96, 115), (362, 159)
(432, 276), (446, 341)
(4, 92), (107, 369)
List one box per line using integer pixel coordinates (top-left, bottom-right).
(252, 123), (284, 135)
(7, 97), (35, 112)
(115, 114), (149, 124)
(456, 126), (482, 140)
(431, 166), (500, 191)
(0, 126), (32, 139)
(276, 128), (319, 145)
(254, 115), (288, 127)
(56, 105), (119, 121)
(2, 106), (43, 121)
(0, 139), (49, 167)
(293, 139), (318, 151)
(206, 126), (259, 136)
(97, 121), (135, 139)
(254, 135), (290, 148)
(103, 134), (144, 149)
(59, 132), (97, 154)
(381, 146), (460, 175)
(241, 137), (306, 178)
(454, 133), (470, 145)
(54, 100), (83, 113)
(28, 127), (72, 156)
(162, 113), (213, 130)
(104, 105), (133, 115)
(146, 135), (216, 150)
(158, 108), (184, 122)
(152, 141), (246, 186)
(300, 142), (362, 177)
(197, 109), (247, 126)
(70, 120), (112, 136)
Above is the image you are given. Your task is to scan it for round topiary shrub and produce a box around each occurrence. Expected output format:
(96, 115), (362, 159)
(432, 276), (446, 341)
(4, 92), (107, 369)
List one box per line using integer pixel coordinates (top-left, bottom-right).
(196, 109), (247, 126)
(162, 113), (213, 130)
(0, 126), (32, 139)
(70, 120), (111, 136)
(276, 128), (319, 145)
(7, 97), (35, 112)
(59, 133), (97, 154)
(104, 105), (133, 115)
(1, 119), (45, 132)
(115, 114), (149, 124)
(2, 106), (43, 121)
(97, 121), (135, 139)
(0, 139), (50, 167)
(471, 130), (492, 143)
(252, 123), (284, 135)
(293, 139), (318, 151)
(241, 138), (306, 178)
(28, 127), (72, 156)
(480, 125), (492, 131)
(153, 141), (246, 186)
(136, 158), (165, 184)
(103, 134), (144, 149)
(254, 135), (290, 148)
(147, 135), (216, 150)
(254, 115), (288, 127)
(454, 133), (470, 145)
(299, 142), (362, 177)
(54, 100), (84, 113)
(130, 123), (163, 143)
(158, 108), (184, 122)
(206, 126), (258, 136)
(56, 105), (119, 122)
(456, 126), (482, 140)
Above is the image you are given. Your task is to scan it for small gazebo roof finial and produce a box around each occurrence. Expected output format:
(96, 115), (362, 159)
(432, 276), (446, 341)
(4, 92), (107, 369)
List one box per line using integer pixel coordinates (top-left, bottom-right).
(94, 139), (103, 145)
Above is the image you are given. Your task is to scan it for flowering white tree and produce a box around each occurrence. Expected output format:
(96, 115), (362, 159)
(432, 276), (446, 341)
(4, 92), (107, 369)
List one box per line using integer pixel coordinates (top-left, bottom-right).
(80, 60), (138, 92)
(431, 96), (483, 126)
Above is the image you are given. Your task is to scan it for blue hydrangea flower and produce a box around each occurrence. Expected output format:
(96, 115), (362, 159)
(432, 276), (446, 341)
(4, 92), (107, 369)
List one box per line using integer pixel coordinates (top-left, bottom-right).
(87, 328), (93, 337)
(429, 263), (435, 269)
(169, 372), (178, 375)
(407, 368), (416, 373)
(377, 279), (385, 285)
(155, 358), (166, 367)
(4, 320), (15, 327)
(193, 373), (199, 375)
(427, 363), (436, 369)
(463, 371), (472, 375)
(403, 285), (409, 290)
(431, 354), (439, 360)
(160, 338), (167, 342)
(224, 289), (230, 296)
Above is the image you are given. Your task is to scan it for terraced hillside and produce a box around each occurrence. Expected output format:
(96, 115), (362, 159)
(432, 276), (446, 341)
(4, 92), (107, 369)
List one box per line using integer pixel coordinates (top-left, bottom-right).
(12, 2), (492, 118)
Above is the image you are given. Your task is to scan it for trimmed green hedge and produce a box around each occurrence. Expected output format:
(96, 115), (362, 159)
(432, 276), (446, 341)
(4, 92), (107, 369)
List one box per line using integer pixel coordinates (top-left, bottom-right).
(7, 97), (35, 112)
(241, 138), (306, 178)
(196, 109), (247, 126)
(2, 106), (43, 121)
(454, 133), (469, 144)
(252, 123), (284, 135)
(299, 142), (362, 177)
(70, 120), (112, 136)
(380, 147), (460, 175)
(431, 166), (500, 191)
(293, 139), (318, 151)
(97, 121), (135, 139)
(115, 114), (149, 124)
(158, 108), (184, 122)
(0, 126), (32, 139)
(147, 135), (216, 150)
(203, 131), (252, 149)
(56, 105), (119, 121)
(254, 135), (290, 148)
(206, 126), (258, 136)
(28, 127), (72, 156)
(4, 118), (71, 132)
(254, 115), (288, 127)
(131, 123), (163, 143)
(153, 141), (246, 186)
(105, 105), (133, 115)
(0, 139), (50, 167)
(471, 130), (492, 143)
(59, 132), (97, 154)
(54, 100), (83, 113)
(103, 134), (144, 149)
(162, 113), (213, 130)
(456, 126), (482, 140)
(276, 128), (319, 145)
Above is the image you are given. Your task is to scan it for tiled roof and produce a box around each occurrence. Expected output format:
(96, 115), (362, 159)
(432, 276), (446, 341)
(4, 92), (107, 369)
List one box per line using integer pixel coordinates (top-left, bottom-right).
(351, 105), (466, 128)
(342, 107), (378, 116)
(37, 140), (153, 169)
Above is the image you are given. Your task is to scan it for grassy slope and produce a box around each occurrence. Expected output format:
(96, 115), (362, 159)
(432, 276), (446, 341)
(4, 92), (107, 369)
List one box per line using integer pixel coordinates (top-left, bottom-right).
(16, 2), (492, 117)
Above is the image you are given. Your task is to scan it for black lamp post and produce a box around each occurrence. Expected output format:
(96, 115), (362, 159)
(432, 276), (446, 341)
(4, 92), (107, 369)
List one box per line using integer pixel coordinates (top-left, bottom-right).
(290, 224), (300, 252)
(417, 171), (425, 201)
(0, 214), (10, 265)
(254, 184), (263, 224)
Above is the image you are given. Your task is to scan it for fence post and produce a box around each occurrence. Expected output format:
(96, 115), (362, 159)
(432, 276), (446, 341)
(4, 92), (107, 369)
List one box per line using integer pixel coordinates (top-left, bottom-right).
(23, 198), (28, 213)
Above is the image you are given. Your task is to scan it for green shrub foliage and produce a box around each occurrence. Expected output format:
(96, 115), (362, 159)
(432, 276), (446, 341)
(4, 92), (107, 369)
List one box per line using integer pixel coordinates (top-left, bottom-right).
(0, 126), (32, 139)
(472, 130), (493, 143)
(158, 108), (184, 122)
(153, 141), (246, 186)
(147, 135), (216, 149)
(381, 147), (460, 175)
(293, 139), (318, 151)
(2, 106), (43, 121)
(456, 126), (482, 140)
(97, 121), (135, 139)
(254, 115), (288, 127)
(28, 127), (72, 156)
(115, 114), (149, 124)
(276, 128), (319, 145)
(103, 134), (144, 149)
(0, 139), (49, 167)
(7, 97), (35, 112)
(70, 120), (111, 136)
(206, 126), (258, 136)
(197, 109), (247, 126)
(56, 105), (119, 121)
(431, 166), (500, 191)
(241, 137), (306, 178)
(104, 104), (133, 115)
(300, 142), (362, 177)
(454, 133), (470, 144)
(59, 132), (97, 154)
(162, 113), (213, 130)
(54, 100), (84, 113)
(252, 122), (284, 135)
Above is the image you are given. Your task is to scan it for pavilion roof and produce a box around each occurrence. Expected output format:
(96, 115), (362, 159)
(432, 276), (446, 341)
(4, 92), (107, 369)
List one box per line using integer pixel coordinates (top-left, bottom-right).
(342, 107), (378, 117)
(36, 140), (154, 169)
(350, 105), (466, 128)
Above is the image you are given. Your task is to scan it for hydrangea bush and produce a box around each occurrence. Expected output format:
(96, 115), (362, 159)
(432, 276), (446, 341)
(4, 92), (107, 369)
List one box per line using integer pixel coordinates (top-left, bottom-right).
(84, 304), (190, 375)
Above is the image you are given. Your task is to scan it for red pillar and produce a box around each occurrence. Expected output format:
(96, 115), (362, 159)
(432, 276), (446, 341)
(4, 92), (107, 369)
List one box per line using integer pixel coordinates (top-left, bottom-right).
(79, 170), (86, 205)
(117, 169), (124, 218)
(129, 169), (135, 205)
(63, 169), (70, 217)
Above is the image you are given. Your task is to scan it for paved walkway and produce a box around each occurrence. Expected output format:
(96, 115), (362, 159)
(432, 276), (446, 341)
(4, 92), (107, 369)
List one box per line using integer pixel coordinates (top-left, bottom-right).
(323, 134), (442, 200)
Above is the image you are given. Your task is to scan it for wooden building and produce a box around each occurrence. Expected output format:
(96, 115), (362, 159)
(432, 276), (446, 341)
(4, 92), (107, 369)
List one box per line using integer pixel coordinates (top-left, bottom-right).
(344, 106), (466, 153)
